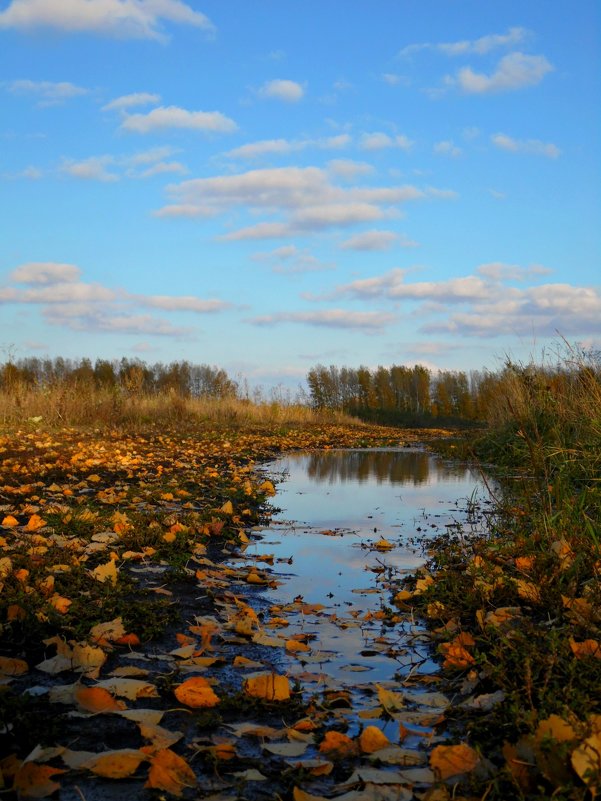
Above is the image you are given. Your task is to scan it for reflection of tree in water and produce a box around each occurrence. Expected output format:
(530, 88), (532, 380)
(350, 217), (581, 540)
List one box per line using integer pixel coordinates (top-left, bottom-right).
(305, 450), (473, 486)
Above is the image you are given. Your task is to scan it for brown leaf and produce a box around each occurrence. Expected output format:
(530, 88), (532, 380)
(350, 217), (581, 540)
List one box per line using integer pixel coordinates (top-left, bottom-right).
(13, 763), (65, 798)
(318, 731), (357, 758)
(174, 676), (220, 708)
(0, 656), (29, 676)
(570, 638), (601, 659)
(430, 743), (479, 779)
(144, 748), (197, 797)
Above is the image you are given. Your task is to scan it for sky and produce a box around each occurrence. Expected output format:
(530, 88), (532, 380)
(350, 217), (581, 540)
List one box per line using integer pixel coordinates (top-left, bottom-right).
(1, 0), (600, 389)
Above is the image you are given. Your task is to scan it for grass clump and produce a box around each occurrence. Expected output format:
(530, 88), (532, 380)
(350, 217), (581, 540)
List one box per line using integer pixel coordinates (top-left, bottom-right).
(407, 345), (601, 800)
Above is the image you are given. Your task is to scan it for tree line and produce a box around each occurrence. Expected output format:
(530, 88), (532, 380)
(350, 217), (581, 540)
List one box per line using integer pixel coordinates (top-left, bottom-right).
(0, 357), (238, 399)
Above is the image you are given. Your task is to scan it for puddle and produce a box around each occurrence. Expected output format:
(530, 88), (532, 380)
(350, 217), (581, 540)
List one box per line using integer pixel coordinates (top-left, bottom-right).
(228, 448), (491, 737)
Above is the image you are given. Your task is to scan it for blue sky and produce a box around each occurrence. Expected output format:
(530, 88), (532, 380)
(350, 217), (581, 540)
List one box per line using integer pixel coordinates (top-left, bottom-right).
(1, 0), (600, 388)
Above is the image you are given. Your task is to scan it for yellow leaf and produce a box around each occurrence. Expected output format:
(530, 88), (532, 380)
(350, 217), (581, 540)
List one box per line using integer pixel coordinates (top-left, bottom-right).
(376, 684), (405, 712)
(26, 514), (47, 531)
(286, 639), (311, 653)
(0, 656), (29, 676)
(13, 763), (65, 798)
(246, 570), (268, 585)
(162, 532), (177, 543)
(374, 538), (394, 551)
(516, 579), (542, 604)
(293, 789), (329, 801)
(243, 672), (290, 701)
(82, 749), (146, 778)
(174, 677), (220, 708)
(358, 726), (390, 754)
(571, 733), (601, 794)
(48, 594), (72, 614)
(91, 559), (118, 585)
(221, 500), (234, 515)
(89, 617), (126, 646)
(144, 748), (197, 797)
(515, 555), (536, 572)
(75, 686), (127, 714)
(71, 643), (106, 678)
(430, 743), (480, 779)
(259, 480), (276, 496)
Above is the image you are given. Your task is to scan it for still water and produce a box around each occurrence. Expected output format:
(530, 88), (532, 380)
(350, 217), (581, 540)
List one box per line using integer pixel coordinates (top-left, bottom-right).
(242, 448), (490, 689)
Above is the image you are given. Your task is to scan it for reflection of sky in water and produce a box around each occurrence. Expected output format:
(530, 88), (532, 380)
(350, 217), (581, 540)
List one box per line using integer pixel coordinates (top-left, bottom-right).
(237, 449), (489, 685)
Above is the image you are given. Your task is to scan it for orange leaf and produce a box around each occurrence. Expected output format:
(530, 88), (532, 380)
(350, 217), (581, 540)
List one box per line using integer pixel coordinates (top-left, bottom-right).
(49, 594), (72, 615)
(318, 731), (356, 758)
(570, 638), (601, 659)
(174, 677), (220, 708)
(440, 642), (476, 670)
(358, 725), (390, 754)
(83, 749), (146, 778)
(430, 743), (480, 779)
(286, 639), (311, 653)
(144, 748), (197, 797)
(243, 672), (290, 701)
(91, 559), (118, 585)
(75, 686), (127, 713)
(13, 763), (65, 798)
(0, 656), (28, 676)
(1, 515), (18, 528)
(26, 514), (47, 531)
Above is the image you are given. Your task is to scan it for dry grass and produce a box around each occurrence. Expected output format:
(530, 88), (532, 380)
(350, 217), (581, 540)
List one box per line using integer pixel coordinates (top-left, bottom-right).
(0, 381), (361, 431)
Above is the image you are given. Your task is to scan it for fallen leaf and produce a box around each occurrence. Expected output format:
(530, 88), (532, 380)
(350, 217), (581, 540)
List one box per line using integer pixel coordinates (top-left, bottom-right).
(318, 731), (357, 758)
(75, 686), (127, 713)
(96, 677), (158, 700)
(81, 749), (146, 778)
(91, 559), (118, 585)
(174, 676), (220, 708)
(570, 638), (601, 659)
(144, 748), (197, 797)
(0, 656), (28, 676)
(243, 672), (290, 701)
(359, 726), (390, 754)
(571, 733), (601, 795)
(13, 763), (65, 798)
(376, 684), (405, 712)
(430, 744), (479, 779)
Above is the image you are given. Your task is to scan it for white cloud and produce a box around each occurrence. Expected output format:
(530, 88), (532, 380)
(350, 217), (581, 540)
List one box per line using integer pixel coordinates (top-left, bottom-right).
(381, 73), (408, 86)
(142, 295), (229, 312)
(61, 155), (119, 182)
(159, 165), (433, 238)
(434, 140), (462, 157)
(0, 0), (214, 41)
(327, 159), (373, 180)
(491, 133), (561, 158)
(306, 262), (600, 339)
(225, 134), (348, 160)
(102, 92), (161, 111)
(453, 52), (553, 94)
(400, 27), (529, 58)
(252, 245), (334, 275)
(7, 79), (88, 105)
(10, 262), (81, 284)
(121, 105), (237, 134)
(1, 260), (230, 337)
(138, 161), (188, 177)
(359, 132), (413, 151)
(340, 230), (418, 251)
(258, 79), (304, 102)
(249, 309), (396, 331)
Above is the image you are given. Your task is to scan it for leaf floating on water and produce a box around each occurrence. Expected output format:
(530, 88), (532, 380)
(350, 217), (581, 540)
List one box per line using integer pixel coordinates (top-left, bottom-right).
(244, 671), (290, 701)
(358, 726), (391, 755)
(318, 731), (357, 758)
(374, 538), (394, 551)
(264, 741), (309, 757)
(376, 684), (405, 712)
(430, 743), (480, 779)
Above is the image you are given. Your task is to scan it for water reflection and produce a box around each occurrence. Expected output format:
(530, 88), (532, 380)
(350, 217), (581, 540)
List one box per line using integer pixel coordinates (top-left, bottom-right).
(305, 448), (434, 486)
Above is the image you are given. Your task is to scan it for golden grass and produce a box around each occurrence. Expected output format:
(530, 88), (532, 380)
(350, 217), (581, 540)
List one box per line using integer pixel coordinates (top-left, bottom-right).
(0, 381), (361, 431)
